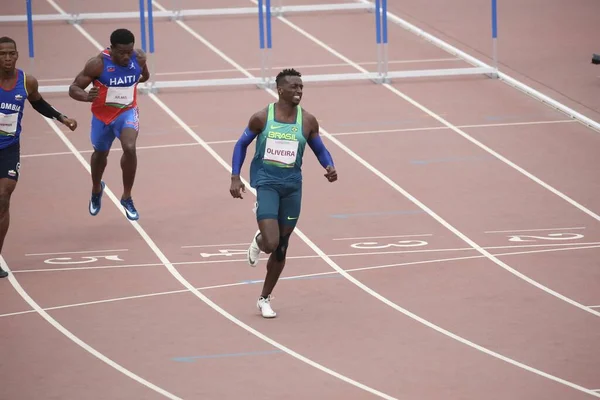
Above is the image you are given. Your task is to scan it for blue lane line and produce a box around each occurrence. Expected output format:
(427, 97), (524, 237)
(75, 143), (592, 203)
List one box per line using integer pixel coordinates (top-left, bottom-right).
(173, 349), (284, 363)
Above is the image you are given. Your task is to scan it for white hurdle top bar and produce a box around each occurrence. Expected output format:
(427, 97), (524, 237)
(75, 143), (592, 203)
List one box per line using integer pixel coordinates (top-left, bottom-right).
(0, 3), (373, 23)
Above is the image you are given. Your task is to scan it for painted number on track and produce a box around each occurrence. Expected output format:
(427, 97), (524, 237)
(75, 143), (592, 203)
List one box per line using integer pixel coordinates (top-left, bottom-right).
(350, 239), (429, 250)
(200, 249), (248, 258)
(44, 255), (124, 265)
(508, 233), (584, 242)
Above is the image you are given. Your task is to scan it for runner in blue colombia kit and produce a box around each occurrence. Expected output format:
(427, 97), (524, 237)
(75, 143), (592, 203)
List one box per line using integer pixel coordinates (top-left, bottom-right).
(0, 37), (77, 279)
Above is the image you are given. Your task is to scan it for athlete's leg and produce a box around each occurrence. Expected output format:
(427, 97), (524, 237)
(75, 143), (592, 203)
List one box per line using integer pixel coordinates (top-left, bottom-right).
(0, 143), (20, 278)
(256, 183), (302, 317)
(113, 108), (140, 220)
(260, 224), (294, 298)
(248, 185), (281, 267)
(89, 116), (114, 216)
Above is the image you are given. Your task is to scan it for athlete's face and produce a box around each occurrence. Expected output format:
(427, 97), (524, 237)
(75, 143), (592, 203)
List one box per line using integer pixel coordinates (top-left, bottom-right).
(0, 42), (18, 74)
(110, 43), (134, 67)
(278, 76), (303, 105)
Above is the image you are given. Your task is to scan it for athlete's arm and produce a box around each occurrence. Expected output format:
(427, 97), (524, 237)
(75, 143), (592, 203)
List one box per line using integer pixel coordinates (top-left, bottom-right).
(69, 56), (103, 102)
(229, 110), (265, 199)
(306, 114), (336, 181)
(26, 74), (78, 131)
(135, 49), (150, 83)
(231, 111), (264, 176)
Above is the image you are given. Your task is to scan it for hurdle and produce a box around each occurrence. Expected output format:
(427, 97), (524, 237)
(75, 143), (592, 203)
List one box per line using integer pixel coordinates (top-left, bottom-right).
(28, 0), (498, 95)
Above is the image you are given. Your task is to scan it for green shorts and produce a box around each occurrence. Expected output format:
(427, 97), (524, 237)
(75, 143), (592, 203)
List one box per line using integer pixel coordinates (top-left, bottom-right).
(256, 182), (302, 227)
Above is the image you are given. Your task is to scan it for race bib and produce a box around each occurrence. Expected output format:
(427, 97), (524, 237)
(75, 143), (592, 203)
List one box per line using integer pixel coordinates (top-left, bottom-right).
(0, 112), (18, 136)
(106, 86), (135, 107)
(264, 138), (298, 167)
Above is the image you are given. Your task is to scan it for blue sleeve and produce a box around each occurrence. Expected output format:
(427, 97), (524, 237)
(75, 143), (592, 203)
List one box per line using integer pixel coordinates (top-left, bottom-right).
(231, 127), (257, 175)
(307, 135), (334, 169)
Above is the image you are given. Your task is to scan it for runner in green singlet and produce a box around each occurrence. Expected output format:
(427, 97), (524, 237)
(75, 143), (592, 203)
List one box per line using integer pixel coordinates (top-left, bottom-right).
(229, 68), (337, 318)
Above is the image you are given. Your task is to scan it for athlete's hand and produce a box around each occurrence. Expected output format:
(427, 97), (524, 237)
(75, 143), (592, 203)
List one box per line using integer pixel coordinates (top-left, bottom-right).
(87, 87), (99, 102)
(61, 117), (78, 131)
(230, 176), (246, 199)
(324, 165), (337, 182)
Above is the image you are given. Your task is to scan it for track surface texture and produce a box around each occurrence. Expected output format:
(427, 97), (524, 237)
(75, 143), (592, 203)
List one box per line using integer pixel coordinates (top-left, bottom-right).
(1, 0), (600, 399)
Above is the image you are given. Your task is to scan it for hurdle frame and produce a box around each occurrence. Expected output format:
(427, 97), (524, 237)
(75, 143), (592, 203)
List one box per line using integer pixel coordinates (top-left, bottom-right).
(27, 0), (496, 94)
(20, 0), (600, 132)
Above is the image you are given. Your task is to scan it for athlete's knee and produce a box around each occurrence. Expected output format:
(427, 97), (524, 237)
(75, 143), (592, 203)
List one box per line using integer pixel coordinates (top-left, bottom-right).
(120, 131), (138, 155)
(121, 141), (136, 155)
(262, 234), (279, 254)
(92, 148), (109, 156)
(275, 233), (291, 262)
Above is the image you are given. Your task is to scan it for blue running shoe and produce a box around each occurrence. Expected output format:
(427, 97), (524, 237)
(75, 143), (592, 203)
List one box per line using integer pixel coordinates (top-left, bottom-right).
(89, 181), (105, 216)
(120, 197), (139, 221)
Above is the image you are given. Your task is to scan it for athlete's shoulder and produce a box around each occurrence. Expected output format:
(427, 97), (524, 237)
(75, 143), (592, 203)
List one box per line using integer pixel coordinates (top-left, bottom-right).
(23, 72), (39, 95)
(248, 105), (269, 133)
(301, 107), (318, 129)
(84, 53), (105, 75)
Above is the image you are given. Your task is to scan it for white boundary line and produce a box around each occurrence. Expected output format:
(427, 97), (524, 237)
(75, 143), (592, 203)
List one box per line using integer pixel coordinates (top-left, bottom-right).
(0, 256), (182, 400)
(12, 240), (600, 274)
(19, 119), (578, 160)
(4, 243), (599, 319)
(38, 0), (600, 396)
(333, 233), (432, 240)
(25, 248), (129, 256)
(62, 0), (600, 395)
(484, 227), (586, 234)
(37, 2), (397, 398)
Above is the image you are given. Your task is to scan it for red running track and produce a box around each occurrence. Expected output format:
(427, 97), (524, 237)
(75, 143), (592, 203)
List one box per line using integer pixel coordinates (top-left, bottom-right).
(1, 0), (600, 399)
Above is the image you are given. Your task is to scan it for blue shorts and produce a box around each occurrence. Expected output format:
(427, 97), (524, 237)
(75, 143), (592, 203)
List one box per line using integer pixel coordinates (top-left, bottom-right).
(91, 107), (139, 152)
(256, 182), (302, 228)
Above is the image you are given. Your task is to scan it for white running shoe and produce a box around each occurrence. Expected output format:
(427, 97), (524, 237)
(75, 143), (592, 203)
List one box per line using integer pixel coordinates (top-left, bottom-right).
(257, 295), (276, 318)
(247, 230), (261, 267)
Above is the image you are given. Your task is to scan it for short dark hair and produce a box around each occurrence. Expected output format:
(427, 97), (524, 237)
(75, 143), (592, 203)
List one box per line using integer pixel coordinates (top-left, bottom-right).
(276, 68), (302, 86)
(0, 37), (17, 49)
(110, 29), (135, 46)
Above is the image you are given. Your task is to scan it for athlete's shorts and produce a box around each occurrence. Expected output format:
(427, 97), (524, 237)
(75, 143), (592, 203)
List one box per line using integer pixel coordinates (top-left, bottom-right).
(0, 142), (20, 181)
(91, 107), (139, 152)
(256, 181), (302, 228)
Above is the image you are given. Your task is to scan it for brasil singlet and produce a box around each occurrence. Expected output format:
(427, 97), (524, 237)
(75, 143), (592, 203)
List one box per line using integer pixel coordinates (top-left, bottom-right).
(0, 69), (28, 150)
(249, 103), (307, 188)
(91, 48), (142, 124)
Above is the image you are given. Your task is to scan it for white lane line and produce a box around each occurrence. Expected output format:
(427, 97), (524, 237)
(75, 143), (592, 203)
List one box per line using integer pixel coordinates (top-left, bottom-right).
(484, 227), (586, 234)
(25, 249), (129, 256)
(0, 257), (182, 400)
(333, 234), (432, 241)
(154, 0), (600, 395)
(45, 0), (600, 396)
(0, 244), (600, 330)
(20, 119), (578, 160)
(274, 3), (600, 225)
(4, 243), (599, 320)
(11, 241), (600, 274)
(42, 2), (398, 399)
